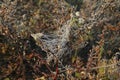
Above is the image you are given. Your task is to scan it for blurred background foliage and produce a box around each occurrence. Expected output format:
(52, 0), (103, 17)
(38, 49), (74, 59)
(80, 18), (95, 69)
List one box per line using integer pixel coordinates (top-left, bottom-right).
(0, 0), (120, 79)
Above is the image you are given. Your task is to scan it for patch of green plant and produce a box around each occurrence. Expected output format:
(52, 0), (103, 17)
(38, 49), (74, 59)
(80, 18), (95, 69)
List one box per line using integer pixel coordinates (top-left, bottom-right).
(75, 72), (81, 79)
(70, 17), (79, 26)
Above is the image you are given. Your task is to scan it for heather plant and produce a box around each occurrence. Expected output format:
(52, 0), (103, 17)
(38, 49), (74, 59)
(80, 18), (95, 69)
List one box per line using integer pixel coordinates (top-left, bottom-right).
(0, 0), (120, 80)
